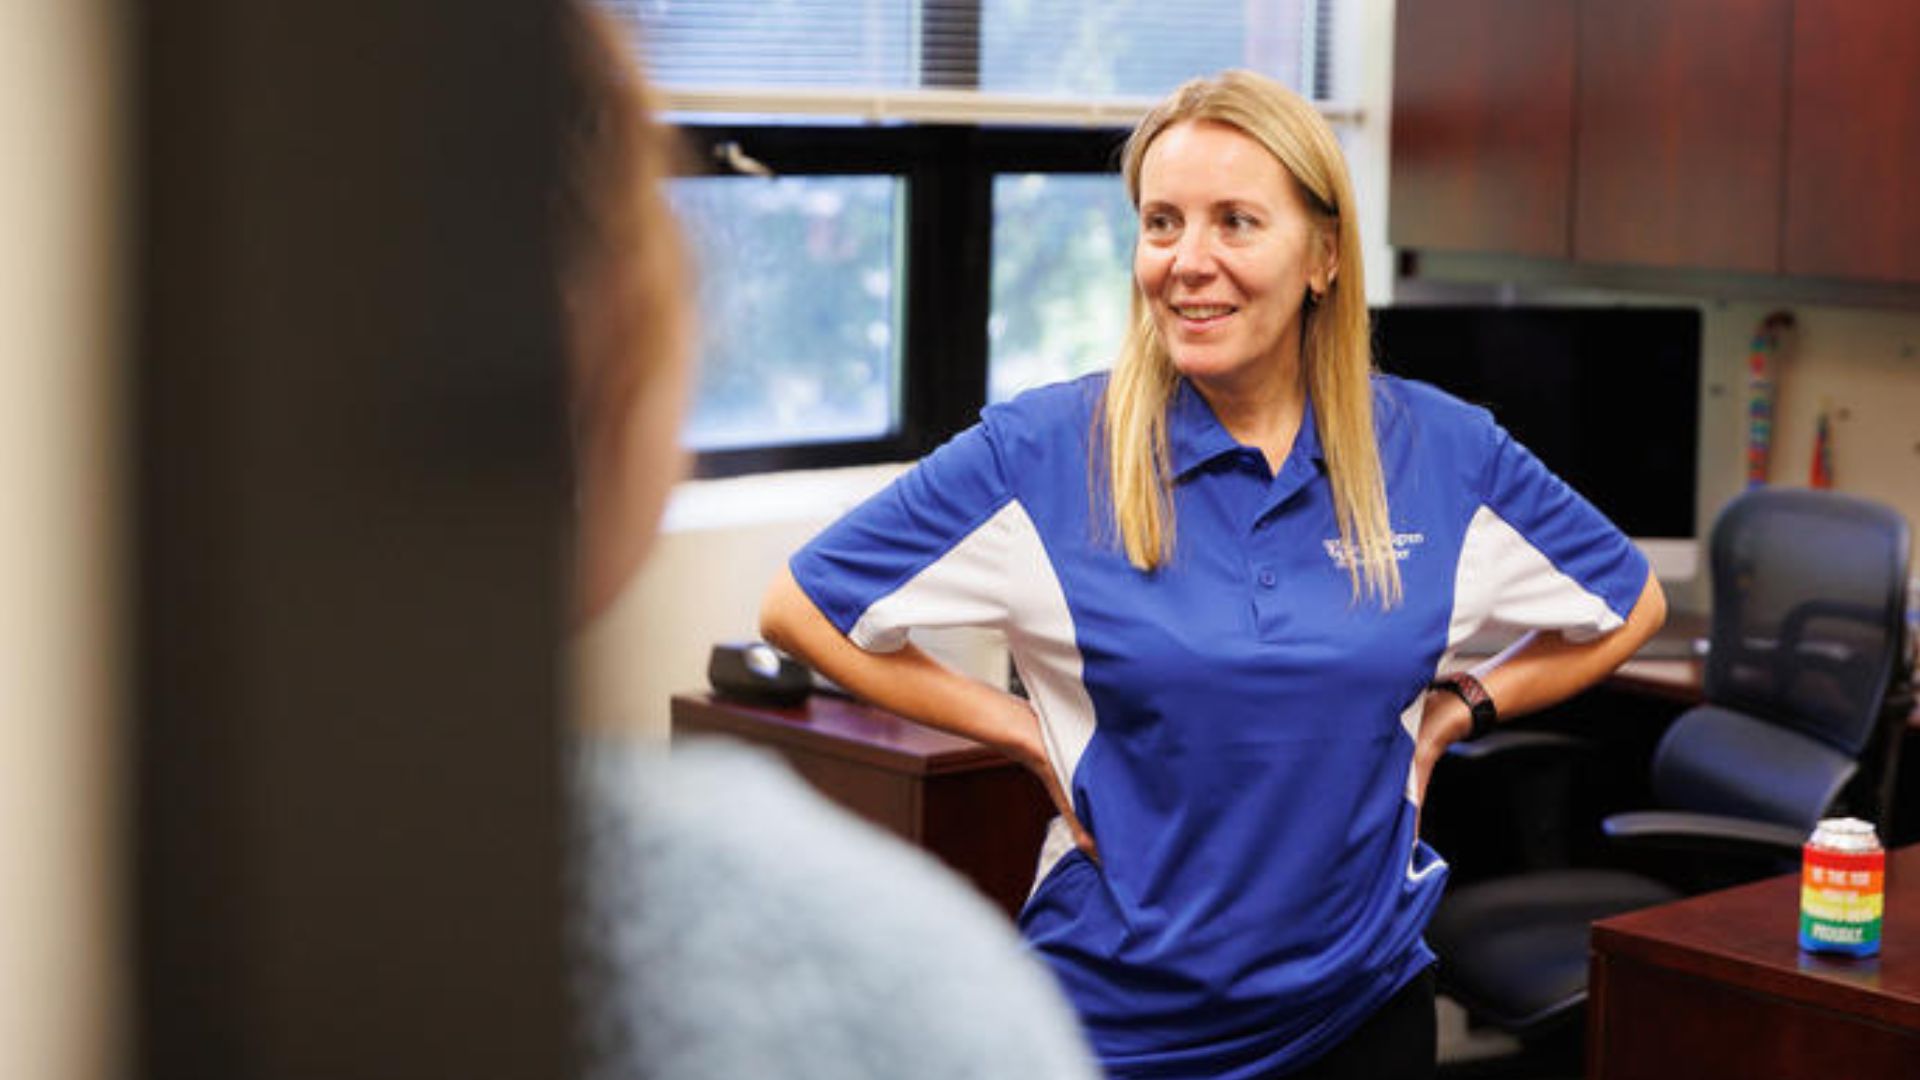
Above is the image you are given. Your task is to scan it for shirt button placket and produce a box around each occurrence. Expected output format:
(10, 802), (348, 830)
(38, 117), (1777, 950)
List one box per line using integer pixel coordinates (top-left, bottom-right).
(1251, 564), (1287, 638)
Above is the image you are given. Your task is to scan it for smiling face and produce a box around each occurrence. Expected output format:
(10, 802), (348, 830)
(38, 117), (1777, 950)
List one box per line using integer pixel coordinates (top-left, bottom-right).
(1133, 119), (1335, 402)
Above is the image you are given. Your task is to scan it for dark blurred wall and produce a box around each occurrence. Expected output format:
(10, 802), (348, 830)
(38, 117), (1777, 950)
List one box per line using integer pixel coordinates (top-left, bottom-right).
(136, 3), (571, 1076)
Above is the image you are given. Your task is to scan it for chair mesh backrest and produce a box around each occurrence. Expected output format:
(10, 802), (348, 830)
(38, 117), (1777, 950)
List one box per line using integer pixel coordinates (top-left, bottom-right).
(1703, 488), (1911, 756)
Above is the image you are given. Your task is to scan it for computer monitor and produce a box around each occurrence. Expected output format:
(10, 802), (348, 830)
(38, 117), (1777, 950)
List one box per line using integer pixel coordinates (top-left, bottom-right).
(1369, 305), (1703, 582)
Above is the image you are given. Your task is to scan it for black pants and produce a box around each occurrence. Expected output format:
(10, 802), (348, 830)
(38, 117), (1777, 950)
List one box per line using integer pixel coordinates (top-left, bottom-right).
(1281, 966), (1436, 1080)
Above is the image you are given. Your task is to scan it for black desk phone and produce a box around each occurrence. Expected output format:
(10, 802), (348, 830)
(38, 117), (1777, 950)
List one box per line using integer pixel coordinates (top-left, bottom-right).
(708, 641), (814, 707)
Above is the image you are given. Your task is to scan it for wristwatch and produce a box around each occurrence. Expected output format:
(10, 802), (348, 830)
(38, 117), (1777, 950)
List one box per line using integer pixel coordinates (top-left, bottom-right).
(1428, 671), (1498, 740)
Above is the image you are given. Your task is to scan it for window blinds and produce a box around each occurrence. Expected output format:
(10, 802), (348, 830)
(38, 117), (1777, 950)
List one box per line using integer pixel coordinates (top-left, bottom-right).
(606, 0), (1347, 127)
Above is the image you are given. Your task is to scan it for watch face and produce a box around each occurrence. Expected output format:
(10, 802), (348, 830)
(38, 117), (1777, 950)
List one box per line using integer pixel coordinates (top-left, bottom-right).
(1458, 675), (1489, 707)
(1434, 673), (1495, 737)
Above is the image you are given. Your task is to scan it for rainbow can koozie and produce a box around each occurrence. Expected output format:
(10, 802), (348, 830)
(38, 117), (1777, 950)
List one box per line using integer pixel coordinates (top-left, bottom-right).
(1799, 817), (1884, 956)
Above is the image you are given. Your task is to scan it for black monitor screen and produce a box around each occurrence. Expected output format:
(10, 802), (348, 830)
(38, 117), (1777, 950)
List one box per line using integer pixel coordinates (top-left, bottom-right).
(1370, 305), (1701, 539)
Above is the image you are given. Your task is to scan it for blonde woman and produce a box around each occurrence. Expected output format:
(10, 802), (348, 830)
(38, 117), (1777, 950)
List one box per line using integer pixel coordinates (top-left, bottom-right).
(763, 70), (1664, 1078)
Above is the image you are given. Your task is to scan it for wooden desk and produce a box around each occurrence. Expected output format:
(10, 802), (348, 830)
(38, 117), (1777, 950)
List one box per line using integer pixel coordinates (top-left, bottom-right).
(1588, 843), (1920, 1080)
(670, 692), (1053, 918)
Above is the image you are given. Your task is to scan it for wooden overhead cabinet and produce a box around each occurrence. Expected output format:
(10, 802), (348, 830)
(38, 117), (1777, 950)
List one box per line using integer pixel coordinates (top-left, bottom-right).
(1391, 0), (1920, 292)
(1572, 0), (1792, 273)
(1388, 0), (1576, 258)
(1782, 1), (1920, 284)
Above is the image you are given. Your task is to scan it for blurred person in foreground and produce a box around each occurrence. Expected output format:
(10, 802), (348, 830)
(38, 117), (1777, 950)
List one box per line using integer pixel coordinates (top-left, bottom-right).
(761, 70), (1665, 1078)
(555, 8), (1100, 1080)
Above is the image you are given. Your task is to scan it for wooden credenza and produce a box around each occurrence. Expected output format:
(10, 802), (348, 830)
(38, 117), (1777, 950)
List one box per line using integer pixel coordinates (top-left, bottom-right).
(1588, 843), (1920, 1079)
(670, 692), (1054, 918)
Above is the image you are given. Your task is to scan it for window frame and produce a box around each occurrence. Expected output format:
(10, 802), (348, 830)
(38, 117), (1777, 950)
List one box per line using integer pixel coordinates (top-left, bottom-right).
(676, 122), (1131, 478)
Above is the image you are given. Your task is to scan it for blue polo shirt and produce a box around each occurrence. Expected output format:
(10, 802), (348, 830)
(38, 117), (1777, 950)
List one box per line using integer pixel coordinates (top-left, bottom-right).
(790, 373), (1647, 1078)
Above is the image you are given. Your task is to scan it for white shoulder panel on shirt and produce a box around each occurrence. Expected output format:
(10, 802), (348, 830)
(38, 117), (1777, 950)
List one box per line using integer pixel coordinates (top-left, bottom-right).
(850, 499), (1098, 889)
(1450, 504), (1626, 649)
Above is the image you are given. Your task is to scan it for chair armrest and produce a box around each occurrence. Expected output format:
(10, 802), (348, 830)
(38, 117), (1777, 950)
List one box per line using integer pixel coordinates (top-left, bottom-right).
(1445, 728), (1591, 764)
(1601, 810), (1808, 861)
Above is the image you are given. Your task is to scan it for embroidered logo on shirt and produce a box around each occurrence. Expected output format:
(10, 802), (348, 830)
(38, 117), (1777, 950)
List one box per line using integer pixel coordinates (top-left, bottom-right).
(1323, 532), (1425, 569)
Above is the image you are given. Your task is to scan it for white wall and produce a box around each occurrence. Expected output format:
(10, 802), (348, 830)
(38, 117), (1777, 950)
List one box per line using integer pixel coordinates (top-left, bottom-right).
(1693, 301), (1920, 607)
(1713, 303), (1920, 525)
(0, 3), (125, 1078)
(1342, 0), (1400, 311)
(572, 465), (903, 735)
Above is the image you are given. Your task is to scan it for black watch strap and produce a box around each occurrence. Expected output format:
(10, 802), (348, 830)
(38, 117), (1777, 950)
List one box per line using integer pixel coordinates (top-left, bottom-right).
(1429, 671), (1498, 740)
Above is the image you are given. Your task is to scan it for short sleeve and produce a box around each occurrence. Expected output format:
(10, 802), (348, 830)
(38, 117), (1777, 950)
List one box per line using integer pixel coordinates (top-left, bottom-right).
(790, 420), (1020, 652)
(1452, 421), (1650, 643)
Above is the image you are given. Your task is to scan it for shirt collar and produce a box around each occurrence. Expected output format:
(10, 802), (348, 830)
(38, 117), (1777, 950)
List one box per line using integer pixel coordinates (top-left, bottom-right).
(1167, 378), (1326, 480)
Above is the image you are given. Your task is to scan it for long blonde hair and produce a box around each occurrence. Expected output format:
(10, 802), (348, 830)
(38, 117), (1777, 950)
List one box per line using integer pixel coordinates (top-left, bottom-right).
(1102, 70), (1399, 607)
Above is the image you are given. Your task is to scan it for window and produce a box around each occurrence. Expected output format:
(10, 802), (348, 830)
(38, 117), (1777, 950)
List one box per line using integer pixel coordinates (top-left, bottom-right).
(988, 173), (1136, 402)
(674, 176), (904, 451)
(626, 1), (1326, 102)
(640, 0), (918, 91)
(980, 1), (1317, 99)
(606, 0), (1338, 476)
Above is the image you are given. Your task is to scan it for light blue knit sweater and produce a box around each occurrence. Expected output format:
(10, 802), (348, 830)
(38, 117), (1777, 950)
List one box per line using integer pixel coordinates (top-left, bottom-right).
(577, 738), (1100, 1080)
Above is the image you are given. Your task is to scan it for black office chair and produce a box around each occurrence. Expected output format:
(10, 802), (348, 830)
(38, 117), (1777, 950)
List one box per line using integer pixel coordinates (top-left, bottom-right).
(1428, 487), (1914, 1048)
